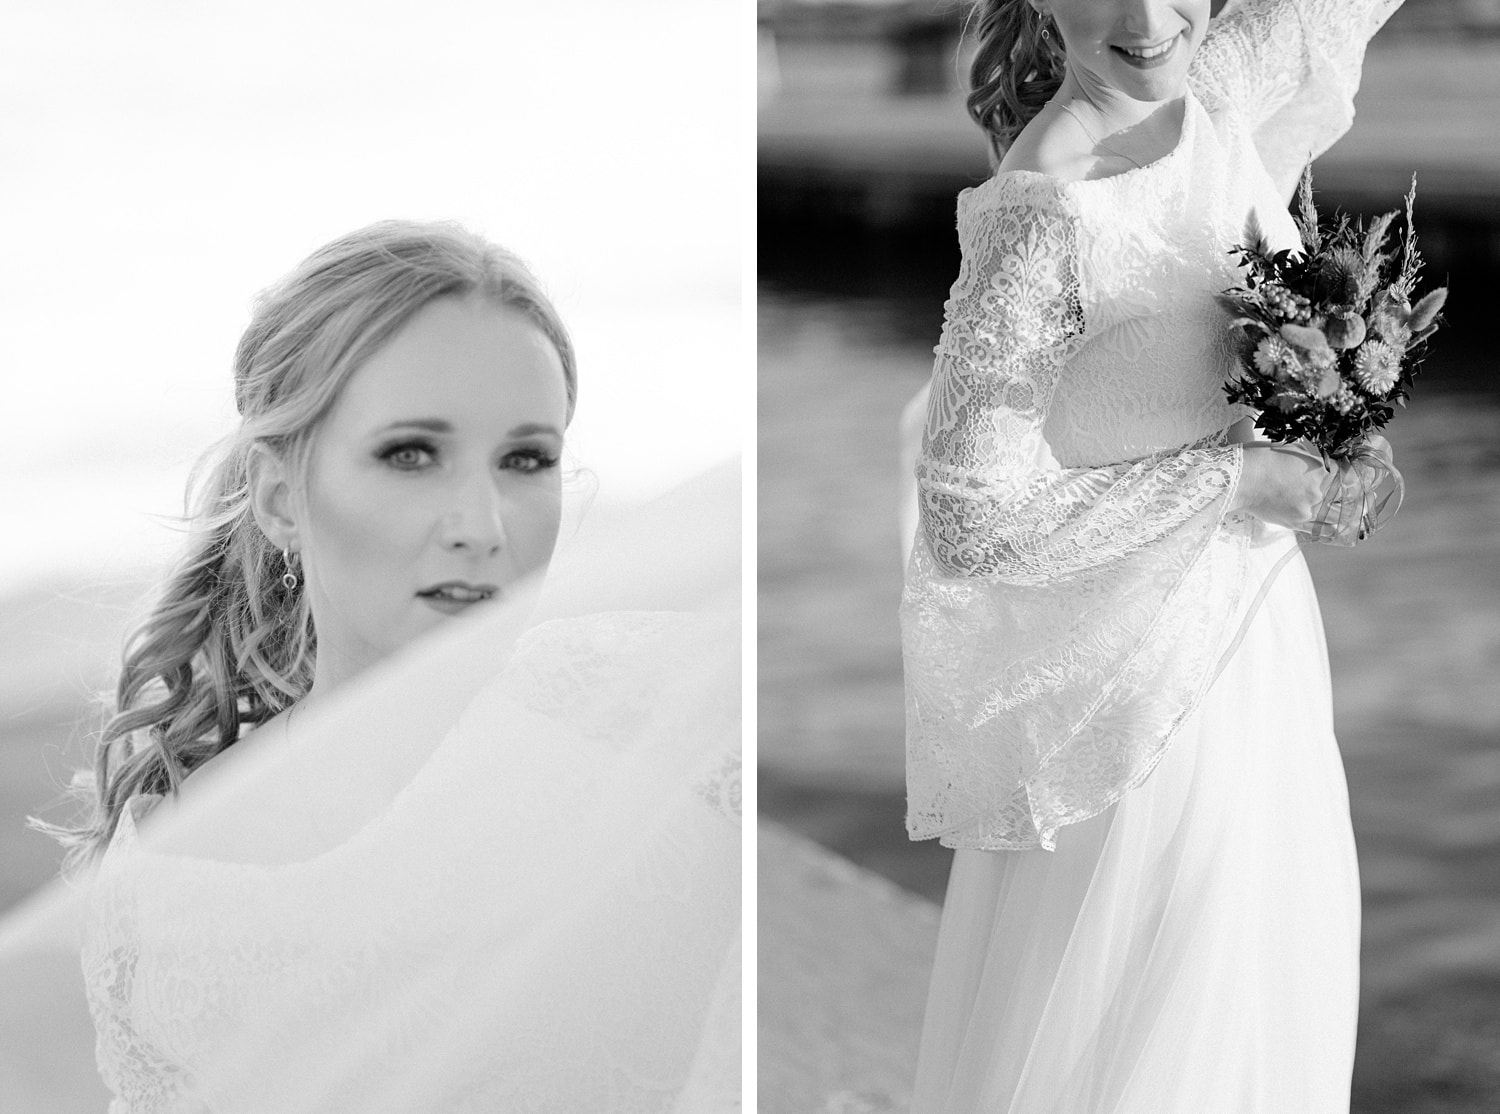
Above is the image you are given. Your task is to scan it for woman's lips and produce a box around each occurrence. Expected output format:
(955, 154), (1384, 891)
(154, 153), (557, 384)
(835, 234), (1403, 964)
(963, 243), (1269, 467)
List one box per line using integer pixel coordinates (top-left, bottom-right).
(420, 596), (483, 614)
(1112, 36), (1179, 70)
(417, 581), (500, 614)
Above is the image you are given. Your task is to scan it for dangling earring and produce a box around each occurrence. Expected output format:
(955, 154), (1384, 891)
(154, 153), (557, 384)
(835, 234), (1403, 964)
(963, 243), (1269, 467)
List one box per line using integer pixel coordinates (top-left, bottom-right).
(1035, 5), (1051, 41)
(281, 549), (299, 593)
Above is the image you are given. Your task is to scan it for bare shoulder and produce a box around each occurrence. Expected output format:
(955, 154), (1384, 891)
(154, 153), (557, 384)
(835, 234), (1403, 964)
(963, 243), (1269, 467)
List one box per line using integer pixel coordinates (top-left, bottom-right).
(998, 108), (1097, 182)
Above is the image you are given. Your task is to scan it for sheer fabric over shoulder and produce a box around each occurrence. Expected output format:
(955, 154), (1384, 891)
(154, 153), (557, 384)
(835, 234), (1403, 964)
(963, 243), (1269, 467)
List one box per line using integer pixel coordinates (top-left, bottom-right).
(82, 612), (740, 1114)
(900, 0), (1401, 1108)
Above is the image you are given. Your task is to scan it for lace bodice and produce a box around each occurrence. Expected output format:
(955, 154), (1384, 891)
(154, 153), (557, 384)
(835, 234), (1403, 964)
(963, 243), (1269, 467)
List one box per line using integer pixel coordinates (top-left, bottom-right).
(902, 0), (1401, 850)
(82, 611), (741, 1114)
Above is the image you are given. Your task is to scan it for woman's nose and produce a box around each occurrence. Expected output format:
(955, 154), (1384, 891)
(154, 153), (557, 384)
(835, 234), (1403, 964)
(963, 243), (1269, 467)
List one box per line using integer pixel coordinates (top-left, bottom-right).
(1117, 0), (1171, 35)
(439, 474), (508, 555)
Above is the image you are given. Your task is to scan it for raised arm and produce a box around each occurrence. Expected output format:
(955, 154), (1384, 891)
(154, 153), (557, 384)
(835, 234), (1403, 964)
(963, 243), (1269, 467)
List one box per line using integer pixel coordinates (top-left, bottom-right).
(1191, 0), (1405, 194)
(915, 183), (1243, 585)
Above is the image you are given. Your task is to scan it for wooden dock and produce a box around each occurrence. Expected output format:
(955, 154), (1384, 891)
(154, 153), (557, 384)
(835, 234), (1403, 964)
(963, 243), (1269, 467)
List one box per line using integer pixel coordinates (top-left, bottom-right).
(759, 821), (939, 1114)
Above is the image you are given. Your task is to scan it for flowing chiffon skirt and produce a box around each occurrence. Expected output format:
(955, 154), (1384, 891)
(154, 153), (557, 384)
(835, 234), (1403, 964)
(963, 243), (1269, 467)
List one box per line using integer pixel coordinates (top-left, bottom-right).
(910, 531), (1361, 1114)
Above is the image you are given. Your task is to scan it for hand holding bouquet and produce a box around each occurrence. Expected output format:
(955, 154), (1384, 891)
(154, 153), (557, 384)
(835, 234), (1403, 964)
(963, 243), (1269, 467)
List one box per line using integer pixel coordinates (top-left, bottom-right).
(1219, 169), (1446, 544)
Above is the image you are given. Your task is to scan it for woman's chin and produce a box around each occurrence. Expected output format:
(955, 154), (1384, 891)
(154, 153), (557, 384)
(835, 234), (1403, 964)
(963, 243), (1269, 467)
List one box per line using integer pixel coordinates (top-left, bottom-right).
(1105, 39), (1194, 102)
(1118, 70), (1191, 104)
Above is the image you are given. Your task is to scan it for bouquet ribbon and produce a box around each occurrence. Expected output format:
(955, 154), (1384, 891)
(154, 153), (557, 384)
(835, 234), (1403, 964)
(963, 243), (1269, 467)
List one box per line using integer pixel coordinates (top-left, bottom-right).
(1236, 435), (1404, 545)
(1298, 433), (1404, 546)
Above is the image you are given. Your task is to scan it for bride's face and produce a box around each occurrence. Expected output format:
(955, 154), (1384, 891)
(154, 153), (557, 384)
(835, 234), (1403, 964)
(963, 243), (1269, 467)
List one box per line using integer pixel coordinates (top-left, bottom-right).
(1043, 0), (1210, 104)
(298, 295), (569, 685)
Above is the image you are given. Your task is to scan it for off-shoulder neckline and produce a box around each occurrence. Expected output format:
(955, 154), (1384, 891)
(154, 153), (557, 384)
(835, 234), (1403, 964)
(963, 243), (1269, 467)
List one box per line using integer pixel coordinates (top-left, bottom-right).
(964, 88), (1202, 203)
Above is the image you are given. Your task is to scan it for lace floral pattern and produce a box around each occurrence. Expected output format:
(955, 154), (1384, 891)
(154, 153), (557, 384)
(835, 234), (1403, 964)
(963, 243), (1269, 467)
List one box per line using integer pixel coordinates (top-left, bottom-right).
(83, 820), (204, 1113)
(82, 611), (740, 1113)
(903, 0), (1399, 851)
(1193, 0), (1405, 197)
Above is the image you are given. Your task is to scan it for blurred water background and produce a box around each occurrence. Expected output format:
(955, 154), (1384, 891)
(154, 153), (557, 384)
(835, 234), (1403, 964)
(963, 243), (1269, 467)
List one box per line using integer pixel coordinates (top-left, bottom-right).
(0, 1), (743, 923)
(760, 0), (1500, 1107)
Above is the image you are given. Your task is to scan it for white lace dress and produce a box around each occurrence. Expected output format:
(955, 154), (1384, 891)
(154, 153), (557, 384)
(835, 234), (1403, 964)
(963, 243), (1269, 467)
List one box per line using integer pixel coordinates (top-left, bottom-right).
(80, 612), (741, 1114)
(900, 0), (1400, 1108)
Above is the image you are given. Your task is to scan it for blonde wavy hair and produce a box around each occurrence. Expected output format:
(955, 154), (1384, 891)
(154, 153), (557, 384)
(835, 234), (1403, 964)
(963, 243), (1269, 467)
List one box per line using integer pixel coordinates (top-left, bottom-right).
(46, 220), (577, 869)
(966, 0), (1068, 163)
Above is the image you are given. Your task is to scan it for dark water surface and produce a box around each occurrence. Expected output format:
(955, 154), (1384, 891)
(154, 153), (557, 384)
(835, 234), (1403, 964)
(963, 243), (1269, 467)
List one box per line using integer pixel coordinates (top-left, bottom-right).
(760, 223), (1500, 1108)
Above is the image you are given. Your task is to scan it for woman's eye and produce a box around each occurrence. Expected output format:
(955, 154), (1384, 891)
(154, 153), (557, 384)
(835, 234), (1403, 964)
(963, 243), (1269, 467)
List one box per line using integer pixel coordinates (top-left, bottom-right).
(379, 442), (436, 470)
(501, 447), (561, 474)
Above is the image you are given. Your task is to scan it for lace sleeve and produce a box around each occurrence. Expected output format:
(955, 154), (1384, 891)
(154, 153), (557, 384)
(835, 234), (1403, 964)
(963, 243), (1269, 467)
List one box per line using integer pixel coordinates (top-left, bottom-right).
(1191, 0), (1405, 194)
(917, 182), (1243, 585)
(902, 179), (1254, 852)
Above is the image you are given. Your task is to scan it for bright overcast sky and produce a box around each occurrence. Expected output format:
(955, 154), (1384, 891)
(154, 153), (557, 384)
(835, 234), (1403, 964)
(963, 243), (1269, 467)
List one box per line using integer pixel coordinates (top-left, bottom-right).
(2, 0), (747, 590)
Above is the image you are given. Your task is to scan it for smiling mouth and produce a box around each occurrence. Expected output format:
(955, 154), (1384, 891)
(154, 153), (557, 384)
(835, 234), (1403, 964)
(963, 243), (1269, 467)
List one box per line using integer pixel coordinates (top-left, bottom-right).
(1113, 37), (1178, 68)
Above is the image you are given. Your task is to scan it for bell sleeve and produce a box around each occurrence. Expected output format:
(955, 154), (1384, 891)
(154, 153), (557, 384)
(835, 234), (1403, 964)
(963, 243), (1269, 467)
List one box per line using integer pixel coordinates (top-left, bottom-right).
(1191, 0), (1405, 197)
(916, 187), (1243, 585)
(902, 180), (1251, 851)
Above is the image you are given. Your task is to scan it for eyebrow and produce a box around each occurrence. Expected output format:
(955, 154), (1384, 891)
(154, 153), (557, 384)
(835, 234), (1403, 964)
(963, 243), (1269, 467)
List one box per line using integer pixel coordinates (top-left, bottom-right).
(374, 419), (563, 438)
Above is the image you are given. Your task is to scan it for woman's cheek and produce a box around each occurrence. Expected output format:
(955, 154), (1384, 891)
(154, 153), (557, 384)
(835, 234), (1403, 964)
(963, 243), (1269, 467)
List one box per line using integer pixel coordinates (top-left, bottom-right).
(521, 486), (564, 573)
(340, 474), (412, 558)
(310, 471), (422, 611)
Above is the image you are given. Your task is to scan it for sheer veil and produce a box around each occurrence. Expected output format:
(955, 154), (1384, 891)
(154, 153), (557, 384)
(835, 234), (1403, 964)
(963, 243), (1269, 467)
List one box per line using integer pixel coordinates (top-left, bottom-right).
(0, 460), (742, 1113)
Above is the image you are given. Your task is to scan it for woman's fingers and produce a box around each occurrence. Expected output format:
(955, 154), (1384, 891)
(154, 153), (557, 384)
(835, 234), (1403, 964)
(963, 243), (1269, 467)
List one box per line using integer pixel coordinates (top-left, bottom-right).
(1237, 434), (1397, 544)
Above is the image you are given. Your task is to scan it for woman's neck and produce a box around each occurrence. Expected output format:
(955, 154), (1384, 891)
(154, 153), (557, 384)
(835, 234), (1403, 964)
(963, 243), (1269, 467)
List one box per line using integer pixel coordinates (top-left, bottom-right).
(1053, 69), (1185, 138)
(307, 644), (379, 704)
(1041, 69), (1190, 176)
